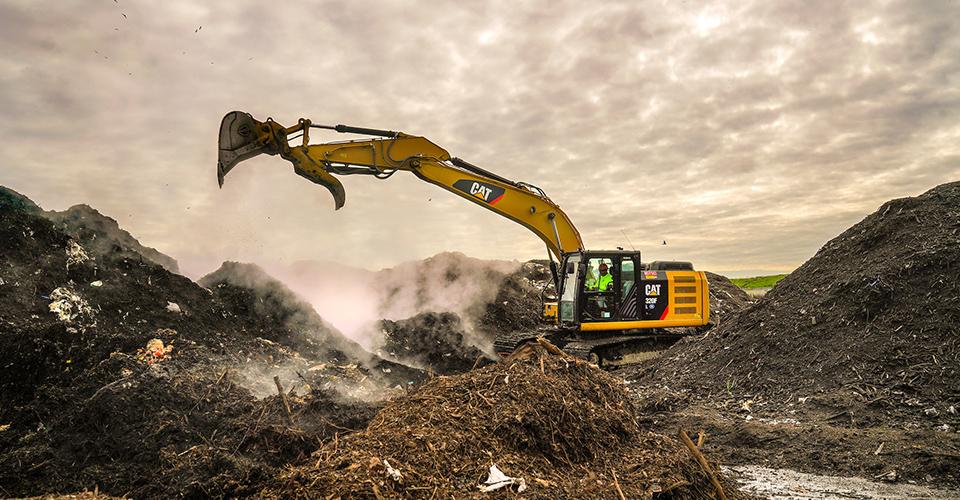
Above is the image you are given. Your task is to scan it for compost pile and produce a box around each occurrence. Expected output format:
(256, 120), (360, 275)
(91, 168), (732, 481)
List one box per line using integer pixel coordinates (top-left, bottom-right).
(642, 181), (960, 429)
(270, 340), (741, 499)
(196, 262), (361, 360)
(476, 260), (553, 336)
(704, 271), (751, 326)
(379, 312), (489, 374)
(45, 204), (181, 273)
(372, 259), (551, 372)
(0, 187), (411, 497)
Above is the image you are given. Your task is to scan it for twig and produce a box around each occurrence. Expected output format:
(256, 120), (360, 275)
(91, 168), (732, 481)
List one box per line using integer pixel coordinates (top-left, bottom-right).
(472, 354), (485, 370)
(274, 376), (294, 425)
(178, 444), (201, 456)
(679, 429), (727, 500)
(536, 336), (566, 356)
(660, 479), (690, 493)
(612, 469), (626, 500)
(190, 369), (229, 412)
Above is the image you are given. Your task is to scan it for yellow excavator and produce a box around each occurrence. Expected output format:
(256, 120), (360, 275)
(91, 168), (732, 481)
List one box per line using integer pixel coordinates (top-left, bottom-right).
(217, 111), (709, 366)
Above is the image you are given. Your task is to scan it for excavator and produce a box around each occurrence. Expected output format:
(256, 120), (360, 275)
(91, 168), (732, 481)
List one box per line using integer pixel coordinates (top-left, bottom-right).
(217, 111), (710, 366)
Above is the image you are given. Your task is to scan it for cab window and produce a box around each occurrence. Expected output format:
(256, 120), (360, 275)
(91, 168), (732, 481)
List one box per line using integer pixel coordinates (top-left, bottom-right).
(621, 256), (635, 296)
(584, 257), (615, 292)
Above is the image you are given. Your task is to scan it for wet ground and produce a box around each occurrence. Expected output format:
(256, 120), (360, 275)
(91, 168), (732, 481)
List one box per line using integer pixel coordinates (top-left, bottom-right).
(727, 465), (959, 499)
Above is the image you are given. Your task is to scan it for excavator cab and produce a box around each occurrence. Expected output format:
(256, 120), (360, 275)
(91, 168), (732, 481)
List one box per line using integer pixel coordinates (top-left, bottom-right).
(553, 251), (709, 332)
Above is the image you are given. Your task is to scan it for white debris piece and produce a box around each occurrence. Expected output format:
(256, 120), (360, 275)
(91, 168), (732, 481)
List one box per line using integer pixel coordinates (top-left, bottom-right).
(383, 459), (403, 483)
(48, 287), (93, 323)
(165, 302), (182, 314)
(66, 241), (90, 268)
(90, 280), (103, 287)
(478, 464), (527, 493)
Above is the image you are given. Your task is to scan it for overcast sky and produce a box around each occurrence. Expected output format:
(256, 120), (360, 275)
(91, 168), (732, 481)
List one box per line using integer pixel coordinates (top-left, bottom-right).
(1, 0), (958, 278)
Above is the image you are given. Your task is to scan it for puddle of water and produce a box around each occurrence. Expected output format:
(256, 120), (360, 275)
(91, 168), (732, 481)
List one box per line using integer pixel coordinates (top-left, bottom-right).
(725, 465), (958, 499)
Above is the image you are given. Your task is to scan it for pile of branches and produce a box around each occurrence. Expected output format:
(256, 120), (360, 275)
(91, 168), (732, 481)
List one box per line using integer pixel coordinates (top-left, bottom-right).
(269, 340), (740, 498)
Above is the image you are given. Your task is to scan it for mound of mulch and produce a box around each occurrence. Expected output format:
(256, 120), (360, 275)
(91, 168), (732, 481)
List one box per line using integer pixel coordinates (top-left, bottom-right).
(200, 262), (372, 363)
(44, 204), (181, 273)
(476, 260), (553, 338)
(379, 312), (488, 375)
(640, 181), (960, 429)
(269, 340), (741, 499)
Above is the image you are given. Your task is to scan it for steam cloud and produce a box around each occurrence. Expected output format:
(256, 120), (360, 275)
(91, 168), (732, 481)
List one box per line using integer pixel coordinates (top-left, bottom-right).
(262, 251), (521, 349)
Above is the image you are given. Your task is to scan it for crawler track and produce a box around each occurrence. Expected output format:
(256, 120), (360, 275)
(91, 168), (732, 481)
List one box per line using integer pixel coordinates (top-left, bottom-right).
(495, 328), (692, 367)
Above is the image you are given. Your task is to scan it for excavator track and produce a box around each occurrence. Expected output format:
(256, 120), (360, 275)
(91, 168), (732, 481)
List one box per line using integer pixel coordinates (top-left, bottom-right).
(558, 334), (684, 368)
(494, 329), (689, 368)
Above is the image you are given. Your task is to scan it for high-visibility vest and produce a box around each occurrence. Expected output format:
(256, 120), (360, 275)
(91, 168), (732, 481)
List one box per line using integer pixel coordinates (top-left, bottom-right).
(597, 273), (613, 291)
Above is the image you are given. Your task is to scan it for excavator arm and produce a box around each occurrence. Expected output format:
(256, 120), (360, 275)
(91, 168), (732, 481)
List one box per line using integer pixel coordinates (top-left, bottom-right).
(217, 111), (584, 260)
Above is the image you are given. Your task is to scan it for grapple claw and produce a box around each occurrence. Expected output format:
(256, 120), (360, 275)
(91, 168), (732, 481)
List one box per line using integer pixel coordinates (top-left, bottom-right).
(294, 166), (346, 210)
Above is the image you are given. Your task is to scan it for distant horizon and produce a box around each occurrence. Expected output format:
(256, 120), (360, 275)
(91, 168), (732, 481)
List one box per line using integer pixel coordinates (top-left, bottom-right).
(5, 179), (798, 280)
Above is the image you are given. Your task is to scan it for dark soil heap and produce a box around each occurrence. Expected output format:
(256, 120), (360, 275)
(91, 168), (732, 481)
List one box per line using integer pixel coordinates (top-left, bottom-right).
(270, 341), (742, 499)
(0, 186), (409, 497)
(476, 260), (553, 336)
(43, 204), (181, 273)
(704, 271), (751, 326)
(200, 261), (370, 364)
(641, 181), (960, 429)
(379, 312), (488, 374)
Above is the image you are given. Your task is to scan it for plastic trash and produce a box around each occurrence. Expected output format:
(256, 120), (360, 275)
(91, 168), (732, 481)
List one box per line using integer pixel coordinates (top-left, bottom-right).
(383, 459), (403, 483)
(478, 464), (527, 493)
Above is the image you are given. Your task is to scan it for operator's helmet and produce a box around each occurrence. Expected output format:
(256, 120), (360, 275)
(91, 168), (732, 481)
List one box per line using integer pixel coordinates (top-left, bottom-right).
(598, 263), (608, 272)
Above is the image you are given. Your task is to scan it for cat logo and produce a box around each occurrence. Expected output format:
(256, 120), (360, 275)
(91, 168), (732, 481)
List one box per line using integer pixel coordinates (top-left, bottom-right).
(453, 179), (506, 205)
(645, 284), (661, 297)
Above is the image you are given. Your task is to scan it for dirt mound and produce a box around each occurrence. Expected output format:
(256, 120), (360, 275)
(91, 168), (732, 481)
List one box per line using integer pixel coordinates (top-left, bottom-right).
(44, 204), (180, 273)
(200, 261), (425, 387)
(704, 271), (752, 326)
(476, 260), (553, 336)
(379, 312), (488, 374)
(641, 181), (960, 429)
(0, 186), (43, 214)
(270, 341), (742, 499)
(200, 261), (367, 362)
(0, 188), (408, 497)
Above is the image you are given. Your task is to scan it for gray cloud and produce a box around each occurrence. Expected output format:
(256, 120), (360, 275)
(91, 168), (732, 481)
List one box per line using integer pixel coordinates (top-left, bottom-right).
(0, 0), (957, 279)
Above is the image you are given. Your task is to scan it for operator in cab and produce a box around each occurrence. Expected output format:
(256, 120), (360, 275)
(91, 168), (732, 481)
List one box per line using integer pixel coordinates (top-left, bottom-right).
(587, 262), (614, 292)
(585, 261), (614, 319)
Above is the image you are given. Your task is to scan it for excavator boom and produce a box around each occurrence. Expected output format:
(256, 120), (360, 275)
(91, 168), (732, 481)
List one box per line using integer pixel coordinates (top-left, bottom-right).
(217, 111), (583, 260)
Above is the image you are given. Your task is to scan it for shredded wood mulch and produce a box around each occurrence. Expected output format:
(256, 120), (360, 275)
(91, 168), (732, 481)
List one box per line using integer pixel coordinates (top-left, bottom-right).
(269, 340), (743, 499)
